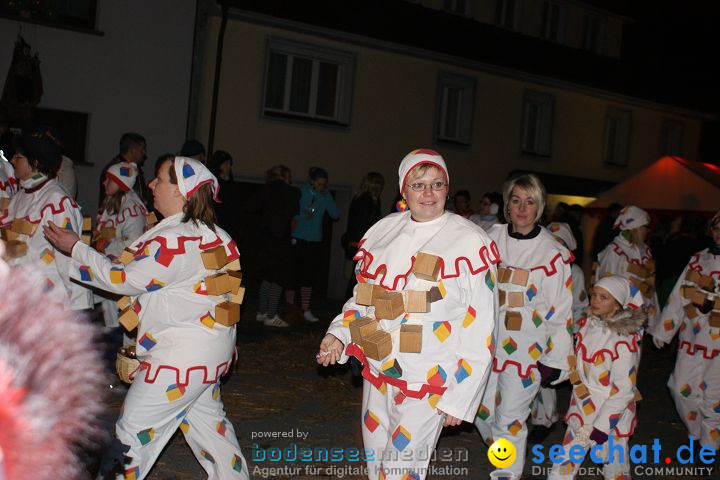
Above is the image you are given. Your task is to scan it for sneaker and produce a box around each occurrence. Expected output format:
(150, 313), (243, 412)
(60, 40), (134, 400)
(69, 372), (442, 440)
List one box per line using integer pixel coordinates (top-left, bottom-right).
(256, 312), (268, 323)
(264, 314), (289, 327)
(303, 310), (320, 323)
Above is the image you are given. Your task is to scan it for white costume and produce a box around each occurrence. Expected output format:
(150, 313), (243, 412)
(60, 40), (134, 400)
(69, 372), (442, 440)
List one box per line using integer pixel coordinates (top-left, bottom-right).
(531, 223), (589, 429)
(650, 247), (720, 449)
(549, 276), (643, 480)
(1, 173), (91, 310)
(67, 158), (249, 480)
(96, 162), (148, 328)
(474, 223), (574, 479)
(595, 206), (659, 331)
(0, 148), (16, 200)
(325, 150), (498, 480)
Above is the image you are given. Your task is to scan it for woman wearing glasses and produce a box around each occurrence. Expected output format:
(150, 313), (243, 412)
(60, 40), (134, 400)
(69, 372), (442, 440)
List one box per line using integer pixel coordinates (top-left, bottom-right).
(317, 149), (498, 480)
(474, 174), (574, 480)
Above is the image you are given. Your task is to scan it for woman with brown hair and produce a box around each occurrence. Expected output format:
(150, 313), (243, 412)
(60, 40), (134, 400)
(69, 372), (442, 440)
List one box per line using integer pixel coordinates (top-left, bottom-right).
(44, 156), (249, 479)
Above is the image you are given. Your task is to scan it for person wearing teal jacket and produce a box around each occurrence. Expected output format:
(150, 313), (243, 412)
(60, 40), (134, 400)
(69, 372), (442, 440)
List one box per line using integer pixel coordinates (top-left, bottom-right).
(287, 167), (339, 322)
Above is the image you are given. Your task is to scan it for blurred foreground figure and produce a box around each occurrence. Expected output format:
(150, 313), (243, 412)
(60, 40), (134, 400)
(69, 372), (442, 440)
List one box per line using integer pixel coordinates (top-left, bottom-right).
(0, 242), (104, 480)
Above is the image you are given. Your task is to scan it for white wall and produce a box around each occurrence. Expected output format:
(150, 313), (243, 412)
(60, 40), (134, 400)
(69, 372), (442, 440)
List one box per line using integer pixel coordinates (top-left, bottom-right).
(0, 0), (196, 212)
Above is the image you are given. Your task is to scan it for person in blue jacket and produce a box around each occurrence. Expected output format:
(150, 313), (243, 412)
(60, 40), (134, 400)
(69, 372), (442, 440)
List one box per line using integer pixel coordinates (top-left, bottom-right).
(287, 167), (339, 322)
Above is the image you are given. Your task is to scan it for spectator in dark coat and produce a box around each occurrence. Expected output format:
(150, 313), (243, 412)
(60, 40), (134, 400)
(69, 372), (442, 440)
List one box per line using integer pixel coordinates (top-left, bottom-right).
(208, 150), (240, 241)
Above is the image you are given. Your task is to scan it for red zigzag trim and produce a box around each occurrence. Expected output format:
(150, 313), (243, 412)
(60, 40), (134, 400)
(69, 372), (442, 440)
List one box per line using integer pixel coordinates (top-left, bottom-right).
(98, 204), (147, 229)
(133, 235), (239, 268)
(574, 330), (641, 364)
(492, 357), (538, 379)
(688, 253), (720, 279)
(678, 341), (720, 359)
(610, 241), (652, 265)
(133, 361), (232, 387)
(564, 412), (637, 438)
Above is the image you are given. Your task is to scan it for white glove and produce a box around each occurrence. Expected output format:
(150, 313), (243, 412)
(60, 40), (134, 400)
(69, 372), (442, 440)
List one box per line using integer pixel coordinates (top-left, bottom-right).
(551, 369), (570, 386)
(652, 336), (667, 349)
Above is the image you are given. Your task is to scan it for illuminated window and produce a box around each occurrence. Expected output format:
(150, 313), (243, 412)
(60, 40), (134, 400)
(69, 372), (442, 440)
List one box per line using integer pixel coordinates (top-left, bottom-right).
(521, 91), (554, 157)
(262, 38), (355, 126)
(603, 108), (632, 166)
(541, 1), (566, 43)
(435, 73), (476, 145)
(495, 0), (521, 30)
(660, 119), (684, 156)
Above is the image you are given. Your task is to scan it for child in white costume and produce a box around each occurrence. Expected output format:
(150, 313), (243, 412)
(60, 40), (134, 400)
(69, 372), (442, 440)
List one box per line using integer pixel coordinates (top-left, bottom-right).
(95, 161), (148, 328)
(2, 133), (91, 310)
(595, 206), (659, 331)
(650, 212), (720, 451)
(318, 150), (498, 480)
(548, 275), (644, 480)
(474, 174), (574, 480)
(44, 157), (249, 480)
(531, 222), (589, 431)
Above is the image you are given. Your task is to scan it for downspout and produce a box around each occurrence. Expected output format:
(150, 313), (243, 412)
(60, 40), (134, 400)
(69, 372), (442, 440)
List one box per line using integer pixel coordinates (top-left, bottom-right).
(207, 0), (229, 155)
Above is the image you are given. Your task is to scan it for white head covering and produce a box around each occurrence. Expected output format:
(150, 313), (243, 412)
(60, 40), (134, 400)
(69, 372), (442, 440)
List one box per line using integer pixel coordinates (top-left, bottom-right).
(709, 211), (720, 232)
(547, 222), (577, 251)
(0, 149), (17, 197)
(105, 162), (138, 192)
(397, 149), (449, 194)
(613, 205), (650, 231)
(594, 275), (644, 310)
(173, 156), (220, 202)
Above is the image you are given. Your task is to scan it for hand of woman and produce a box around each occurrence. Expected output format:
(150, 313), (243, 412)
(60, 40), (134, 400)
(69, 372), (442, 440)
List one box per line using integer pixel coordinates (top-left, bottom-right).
(652, 335), (667, 349)
(42, 221), (80, 255)
(316, 334), (344, 367)
(437, 409), (462, 427)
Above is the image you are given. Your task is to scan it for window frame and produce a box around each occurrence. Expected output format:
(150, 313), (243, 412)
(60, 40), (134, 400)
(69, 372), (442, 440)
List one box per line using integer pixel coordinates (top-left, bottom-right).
(261, 37), (356, 127)
(583, 13), (607, 55)
(433, 72), (476, 146)
(443, 0), (471, 16)
(540, 1), (566, 44)
(660, 119), (685, 157)
(521, 90), (555, 158)
(495, 0), (521, 30)
(603, 108), (633, 167)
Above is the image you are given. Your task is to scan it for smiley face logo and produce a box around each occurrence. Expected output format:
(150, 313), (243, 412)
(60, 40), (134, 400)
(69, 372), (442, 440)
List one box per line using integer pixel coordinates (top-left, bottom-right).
(488, 438), (516, 468)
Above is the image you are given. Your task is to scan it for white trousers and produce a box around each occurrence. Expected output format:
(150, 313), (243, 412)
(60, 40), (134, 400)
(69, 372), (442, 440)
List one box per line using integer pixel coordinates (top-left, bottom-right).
(530, 386), (559, 428)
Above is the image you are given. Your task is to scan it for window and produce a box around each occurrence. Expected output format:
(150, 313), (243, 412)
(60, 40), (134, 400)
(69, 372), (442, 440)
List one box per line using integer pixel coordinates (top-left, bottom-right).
(262, 38), (355, 126)
(583, 14), (607, 54)
(495, 0), (520, 30)
(541, 1), (566, 43)
(0, 0), (98, 32)
(444, 0), (469, 15)
(603, 108), (632, 166)
(521, 91), (554, 156)
(434, 73), (476, 145)
(660, 119), (684, 156)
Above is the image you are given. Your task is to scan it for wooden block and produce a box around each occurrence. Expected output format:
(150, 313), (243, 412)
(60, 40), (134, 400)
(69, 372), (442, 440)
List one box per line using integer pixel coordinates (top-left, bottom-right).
(226, 258), (241, 271)
(361, 330), (392, 361)
(399, 324), (422, 353)
(689, 288), (707, 307)
(630, 277), (652, 297)
(697, 274), (715, 291)
(569, 370), (582, 385)
(498, 267), (512, 283)
(0, 197), (10, 211)
(498, 289), (506, 306)
(575, 383), (590, 399)
(646, 275), (655, 287)
(684, 303), (699, 319)
(428, 286), (444, 303)
(507, 291), (524, 308)
(119, 304), (139, 331)
(685, 270), (702, 284)
(505, 311), (522, 331)
(116, 296), (131, 310)
(4, 240), (27, 258)
(205, 273), (231, 295)
(381, 358), (403, 377)
(229, 286), (245, 305)
(714, 298), (720, 311)
(404, 290), (429, 313)
(567, 355), (577, 370)
(634, 390), (643, 403)
(349, 316), (378, 344)
(215, 301), (240, 326)
(709, 311), (720, 328)
(510, 268), (530, 287)
(373, 292), (404, 320)
(356, 283), (384, 306)
(1, 228), (19, 241)
(627, 263), (649, 278)
(11, 218), (37, 236)
(100, 227), (116, 241)
(145, 211), (158, 226)
(81, 233), (92, 244)
(227, 270), (242, 294)
(412, 252), (441, 281)
(119, 248), (136, 264)
(201, 246), (229, 269)
(82, 216), (92, 231)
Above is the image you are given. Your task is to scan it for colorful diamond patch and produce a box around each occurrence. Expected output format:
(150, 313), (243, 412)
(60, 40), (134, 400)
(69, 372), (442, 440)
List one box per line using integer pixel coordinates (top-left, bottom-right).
(680, 384), (692, 397)
(145, 278), (165, 292)
(182, 162), (195, 178)
(427, 393), (441, 409)
(40, 248), (54, 264)
(528, 342), (543, 361)
(139, 332), (157, 351)
(79, 265), (93, 281)
(502, 337), (517, 355)
(532, 310), (543, 327)
(426, 365), (447, 386)
(343, 309), (360, 327)
(124, 466), (140, 480)
(463, 306), (476, 328)
(201, 312), (215, 329)
(166, 384), (186, 402)
(110, 267), (126, 284)
(527, 284), (538, 300)
(507, 420), (522, 436)
(137, 428), (154, 445)
(381, 359), (403, 378)
(545, 307), (555, 321)
(477, 404), (490, 421)
(364, 410), (380, 432)
(392, 425), (411, 451)
(454, 359), (472, 383)
(180, 418), (190, 433)
(216, 420), (227, 436)
(663, 319), (674, 332)
(232, 454), (244, 472)
(582, 398), (596, 415)
(485, 270), (495, 291)
(433, 321), (451, 342)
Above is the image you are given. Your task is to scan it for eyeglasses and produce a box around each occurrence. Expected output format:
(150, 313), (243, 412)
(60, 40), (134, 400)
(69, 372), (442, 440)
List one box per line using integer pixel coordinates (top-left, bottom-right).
(406, 181), (447, 192)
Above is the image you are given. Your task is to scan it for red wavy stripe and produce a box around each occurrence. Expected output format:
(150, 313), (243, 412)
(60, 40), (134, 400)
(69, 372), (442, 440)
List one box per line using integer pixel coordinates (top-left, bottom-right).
(574, 331), (641, 363)
(492, 357), (537, 379)
(687, 253), (720, 278)
(346, 343), (447, 398)
(133, 235), (240, 263)
(611, 242), (652, 265)
(98, 204), (147, 229)
(356, 241), (500, 290)
(134, 361), (232, 387)
(678, 341), (720, 359)
(564, 412), (637, 438)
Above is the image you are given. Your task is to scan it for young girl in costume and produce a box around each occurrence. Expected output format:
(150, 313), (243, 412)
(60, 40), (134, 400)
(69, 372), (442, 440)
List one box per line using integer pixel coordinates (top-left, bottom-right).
(318, 149), (498, 480)
(549, 275), (644, 480)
